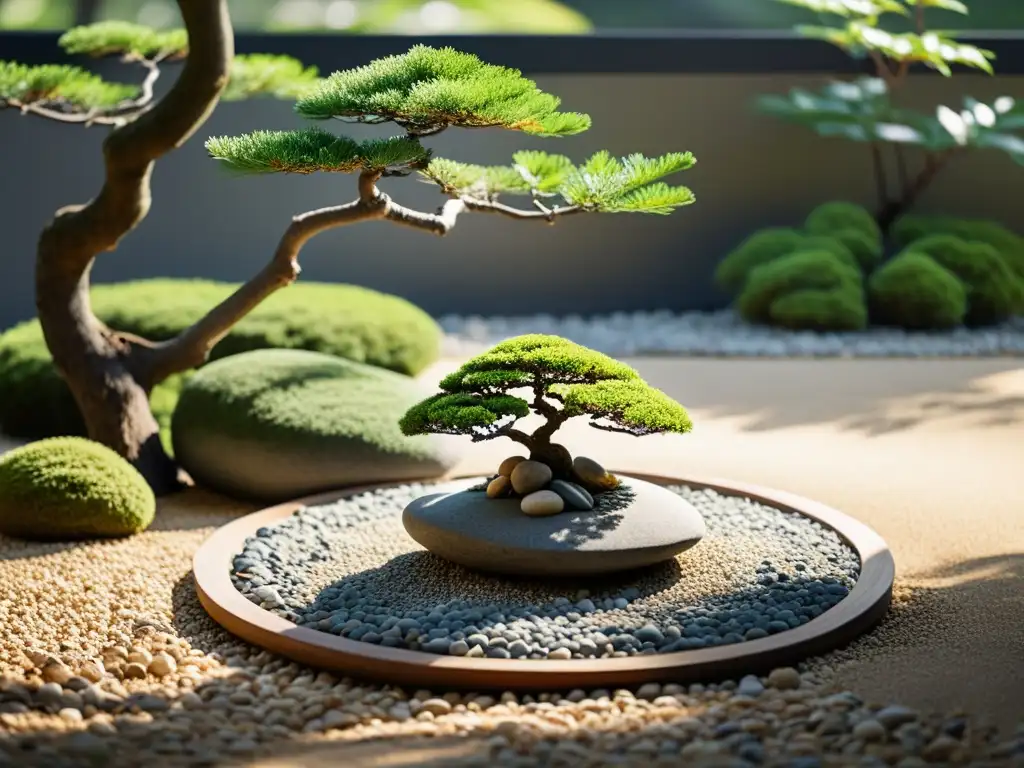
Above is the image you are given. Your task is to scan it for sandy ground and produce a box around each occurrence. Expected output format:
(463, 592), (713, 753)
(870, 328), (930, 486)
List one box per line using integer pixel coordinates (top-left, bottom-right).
(1, 357), (1022, 764)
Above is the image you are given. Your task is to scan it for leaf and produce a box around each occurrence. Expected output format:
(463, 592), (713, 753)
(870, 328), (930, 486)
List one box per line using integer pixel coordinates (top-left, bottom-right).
(774, 0), (908, 17)
(510, 150), (574, 193)
(223, 55), (321, 102)
(599, 183), (696, 215)
(904, 0), (968, 14)
(0, 60), (138, 109)
(59, 21), (187, 59)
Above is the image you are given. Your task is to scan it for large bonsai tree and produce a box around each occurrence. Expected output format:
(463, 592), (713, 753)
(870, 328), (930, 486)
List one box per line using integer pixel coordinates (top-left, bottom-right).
(399, 335), (693, 480)
(0, 7), (319, 493)
(759, 0), (1023, 233)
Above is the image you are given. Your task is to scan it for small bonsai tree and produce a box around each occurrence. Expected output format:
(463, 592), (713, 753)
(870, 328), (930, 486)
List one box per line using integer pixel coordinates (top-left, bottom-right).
(758, 0), (1023, 233)
(1, 8), (320, 493)
(398, 335), (693, 482)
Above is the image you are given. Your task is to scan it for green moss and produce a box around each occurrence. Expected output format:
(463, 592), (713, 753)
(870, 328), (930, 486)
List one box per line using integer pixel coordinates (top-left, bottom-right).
(904, 235), (1024, 326)
(0, 437), (155, 540)
(768, 288), (868, 331)
(798, 235), (862, 274)
(172, 350), (440, 460)
(715, 228), (807, 294)
(892, 215), (1024, 287)
(737, 250), (862, 325)
(0, 279), (440, 442)
(805, 203), (884, 272)
(868, 252), (967, 330)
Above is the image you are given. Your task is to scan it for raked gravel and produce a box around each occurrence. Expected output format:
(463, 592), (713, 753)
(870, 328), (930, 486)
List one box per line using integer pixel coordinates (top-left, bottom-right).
(0, 489), (1022, 767)
(231, 482), (860, 661)
(439, 309), (1024, 358)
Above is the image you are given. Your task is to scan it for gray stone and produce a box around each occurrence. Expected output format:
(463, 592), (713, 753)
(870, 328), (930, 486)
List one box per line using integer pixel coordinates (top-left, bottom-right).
(402, 476), (706, 576)
(737, 675), (765, 697)
(549, 480), (595, 511)
(876, 705), (918, 730)
(171, 350), (462, 503)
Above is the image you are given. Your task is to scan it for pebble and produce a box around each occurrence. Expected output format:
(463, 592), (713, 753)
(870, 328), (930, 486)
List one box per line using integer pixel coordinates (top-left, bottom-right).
(520, 490), (564, 517)
(497, 456), (527, 477)
(876, 705), (919, 729)
(419, 698), (452, 716)
(510, 460), (553, 495)
(572, 456), (615, 490)
(737, 675), (765, 697)
(853, 718), (887, 742)
(439, 310), (1024, 358)
(768, 667), (802, 690)
(486, 475), (512, 499)
(148, 652), (177, 677)
(549, 479), (594, 511)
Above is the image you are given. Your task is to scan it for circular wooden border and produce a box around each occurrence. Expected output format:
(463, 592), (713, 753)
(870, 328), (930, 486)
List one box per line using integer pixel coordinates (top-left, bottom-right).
(193, 473), (894, 690)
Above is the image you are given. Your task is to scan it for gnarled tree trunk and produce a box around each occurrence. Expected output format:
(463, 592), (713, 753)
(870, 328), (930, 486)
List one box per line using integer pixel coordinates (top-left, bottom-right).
(35, 0), (234, 495)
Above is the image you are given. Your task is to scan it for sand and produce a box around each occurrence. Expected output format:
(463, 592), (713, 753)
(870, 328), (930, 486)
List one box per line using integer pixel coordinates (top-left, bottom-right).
(1, 356), (1022, 765)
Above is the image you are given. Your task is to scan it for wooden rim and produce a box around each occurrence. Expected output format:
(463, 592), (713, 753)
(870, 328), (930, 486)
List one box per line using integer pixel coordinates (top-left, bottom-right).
(193, 472), (894, 690)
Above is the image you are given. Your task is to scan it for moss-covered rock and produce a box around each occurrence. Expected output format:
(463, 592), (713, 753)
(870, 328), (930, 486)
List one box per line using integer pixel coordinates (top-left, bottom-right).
(0, 279), (441, 443)
(737, 249), (864, 329)
(892, 215), (1024, 289)
(171, 349), (462, 502)
(714, 228), (807, 294)
(0, 437), (155, 540)
(804, 202), (884, 271)
(904, 235), (1024, 326)
(868, 252), (968, 330)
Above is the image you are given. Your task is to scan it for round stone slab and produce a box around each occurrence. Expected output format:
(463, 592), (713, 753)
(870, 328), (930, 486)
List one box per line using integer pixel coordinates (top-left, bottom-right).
(402, 476), (706, 577)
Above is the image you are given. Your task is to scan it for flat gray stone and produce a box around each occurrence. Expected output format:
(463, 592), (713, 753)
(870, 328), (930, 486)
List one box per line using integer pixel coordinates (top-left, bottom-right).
(402, 476), (706, 577)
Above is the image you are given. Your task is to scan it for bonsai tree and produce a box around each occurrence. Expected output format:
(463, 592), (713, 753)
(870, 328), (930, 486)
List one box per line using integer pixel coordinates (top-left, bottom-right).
(758, 0), (1023, 233)
(398, 334), (693, 482)
(0, 7), (320, 493)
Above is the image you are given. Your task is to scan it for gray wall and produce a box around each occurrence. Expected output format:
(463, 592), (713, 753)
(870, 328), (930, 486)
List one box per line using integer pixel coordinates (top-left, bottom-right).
(1, 72), (1021, 330)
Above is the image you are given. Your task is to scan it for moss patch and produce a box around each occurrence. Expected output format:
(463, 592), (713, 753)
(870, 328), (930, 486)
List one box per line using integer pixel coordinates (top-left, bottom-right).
(0, 437), (155, 540)
(868, 252), (967, 330)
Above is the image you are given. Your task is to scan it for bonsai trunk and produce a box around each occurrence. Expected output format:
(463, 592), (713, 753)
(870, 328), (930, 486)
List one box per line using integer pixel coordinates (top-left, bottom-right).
(34, 0), (234, 494)
(527, 439), (574, 481)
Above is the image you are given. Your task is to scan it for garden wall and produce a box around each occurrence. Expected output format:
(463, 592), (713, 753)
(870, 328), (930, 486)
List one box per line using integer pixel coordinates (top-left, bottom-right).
(0, 32), (1021, 328)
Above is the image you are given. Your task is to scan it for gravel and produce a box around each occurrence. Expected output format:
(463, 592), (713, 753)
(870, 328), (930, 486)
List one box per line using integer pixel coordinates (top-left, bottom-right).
(439, 309), (1024, 358)
(229, 481), (860, 660)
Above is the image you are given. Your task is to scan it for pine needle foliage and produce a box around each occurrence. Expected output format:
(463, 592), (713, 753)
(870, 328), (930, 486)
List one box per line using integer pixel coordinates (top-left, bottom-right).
(401, 335), (692, 441)
(420, 150), (696, 214)
(0, 61), (138, 108)
(223, 55), (321, 102)
(59, 21), (188, 60)
(205, 127), (429, 175)
(294, 44), (591, 137)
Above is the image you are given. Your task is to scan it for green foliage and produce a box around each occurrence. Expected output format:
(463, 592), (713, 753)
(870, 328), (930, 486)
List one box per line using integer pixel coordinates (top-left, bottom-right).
(402, 334), (690, 440)
(205, 128), (429, 175)
(0, 437), (155, 540)
(716, 228), (808, 294)
(223, 55), (321, 102)
(332, 0), (593, 35)
(398, 393), (531, 435)
(901, 235), (1024, 325)
(420, 150), (696, 215)
(0, 61), (137, 108)
(556, 379), (693, 435)
(0, 280), (441, 443)
(738, 250), (865, 329)
(804, 201), (884, 270)
(892, 214), (1024, 284)
(295, 44), (591, 137)
(768, 287), (869, 331)
(868, 251), (967, 329)
(58, 21), (187, 59)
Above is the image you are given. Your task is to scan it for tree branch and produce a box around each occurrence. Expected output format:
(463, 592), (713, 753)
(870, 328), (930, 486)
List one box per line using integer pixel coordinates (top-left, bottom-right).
(132, 196), (387, 386)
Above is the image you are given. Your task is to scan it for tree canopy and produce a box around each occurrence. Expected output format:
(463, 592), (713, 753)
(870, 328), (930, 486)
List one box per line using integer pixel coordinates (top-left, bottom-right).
(0, 21), (320, 118)
(400, 335), (693, 442)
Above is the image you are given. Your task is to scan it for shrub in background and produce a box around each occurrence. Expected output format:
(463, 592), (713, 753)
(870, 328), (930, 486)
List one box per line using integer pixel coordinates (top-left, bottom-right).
(737, 250), (866, 331)
(868, 252), (967, 330)
(0, 437), (155, 540)
(0, 280), (440, 446)
(804, 201), (884, 271)
(893, 215), (1024, 288)
(906, 235), (1024, 326)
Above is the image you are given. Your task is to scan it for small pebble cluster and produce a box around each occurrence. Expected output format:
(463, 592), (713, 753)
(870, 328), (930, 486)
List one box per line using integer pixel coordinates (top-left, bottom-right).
(230, 482), (859, 661)
(439, 309), (1024, 358)
(484, 454), (620, 517)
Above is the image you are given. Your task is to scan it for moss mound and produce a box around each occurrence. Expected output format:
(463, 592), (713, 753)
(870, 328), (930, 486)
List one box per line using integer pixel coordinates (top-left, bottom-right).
(804, 202), (883, 271)
(0, 279), (441, 443)
(737, 250), (865, 330)
(905, 236), (1024, 326)
(892, 215), (1024, 289)
(171, 349), (461, 502)
(868, 252), (968, 330)
(0, 437), (155, 540)
(715, 228), (808, 294)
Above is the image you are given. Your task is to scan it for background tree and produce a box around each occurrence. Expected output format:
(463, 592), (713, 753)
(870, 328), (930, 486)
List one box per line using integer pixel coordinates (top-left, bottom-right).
(399, 335), (693, 480)
(758, 0), (1024, 233)
(0, 8), (319, 493)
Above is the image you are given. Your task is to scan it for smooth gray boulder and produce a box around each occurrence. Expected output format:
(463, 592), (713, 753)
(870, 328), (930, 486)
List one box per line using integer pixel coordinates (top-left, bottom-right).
(402, 476), (706, 577)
